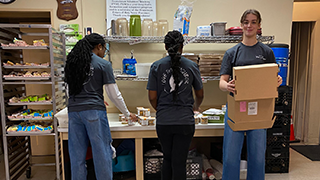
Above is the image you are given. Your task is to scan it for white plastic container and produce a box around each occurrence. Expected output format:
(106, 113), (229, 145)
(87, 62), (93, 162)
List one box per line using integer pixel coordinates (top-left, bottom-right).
(197, 26), (211, 37)
(135, 63), (152, 78)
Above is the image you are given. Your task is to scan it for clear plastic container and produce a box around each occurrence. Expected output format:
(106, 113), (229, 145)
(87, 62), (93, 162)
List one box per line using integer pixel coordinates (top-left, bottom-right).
(153, 21), (158, 36)
(127, 117), (135, 126)
(147, 117), (155, 125)
(119, 114), (124, 121)
(121, 116), (127, 124)
(143, 108), (150, 117)
(158, 20), (168, 36)
(137, 107), (144, 116)
(116, 18), (128, 36)
(140, 117), (148, 126)
(201, 116), (208, 124)
(142, 19), (153, 36)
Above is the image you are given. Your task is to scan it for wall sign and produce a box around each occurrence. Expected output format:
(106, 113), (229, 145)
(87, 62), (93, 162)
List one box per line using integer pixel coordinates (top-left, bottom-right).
(57, 0), (78, 21)
(106, 0), (156, 29)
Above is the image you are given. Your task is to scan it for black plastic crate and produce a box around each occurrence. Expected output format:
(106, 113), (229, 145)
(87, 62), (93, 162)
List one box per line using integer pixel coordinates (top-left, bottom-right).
(267, 126), (290, 137)
(144, 155), (203, 180)
(267, 118), (290, 137)
(267, 135), (289, 148)
(275, 86), (293, 114)
(272, 114), (290, 127)
(186, 155), (203, 180)
(144, 156), (163, 180)
(266, 146), (289, 158)
(265, 157), (289, 173)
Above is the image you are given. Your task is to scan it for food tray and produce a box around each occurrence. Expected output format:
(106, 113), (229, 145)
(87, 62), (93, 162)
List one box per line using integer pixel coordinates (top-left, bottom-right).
(7, 130), (53, 135)
(3, 65), (50, 69)
(8, 102), (53, 105)
(8, 117), (53, 121)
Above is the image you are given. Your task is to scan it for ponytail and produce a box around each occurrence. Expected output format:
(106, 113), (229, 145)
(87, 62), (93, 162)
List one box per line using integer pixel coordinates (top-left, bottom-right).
(164, 31), (184, 101)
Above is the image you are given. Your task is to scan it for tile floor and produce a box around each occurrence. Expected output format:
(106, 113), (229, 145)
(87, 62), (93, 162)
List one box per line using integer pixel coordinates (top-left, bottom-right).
(1, 148), (320, 180)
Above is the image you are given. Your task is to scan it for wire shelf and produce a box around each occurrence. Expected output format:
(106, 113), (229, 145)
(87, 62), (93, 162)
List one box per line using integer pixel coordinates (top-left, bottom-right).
(0, 46), (49, 50)
(3, 65), (50, 69)
(115, 76), (220, 81)
(104, 35), (274, 45)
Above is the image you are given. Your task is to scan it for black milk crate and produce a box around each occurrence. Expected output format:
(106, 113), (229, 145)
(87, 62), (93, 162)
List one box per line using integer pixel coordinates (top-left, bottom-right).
(272, 114), (290, 127)
(186, 155), (203, 180)
(267, 135), (289, 148)
(275, 86), (293, 114)
(144, 155), (203, 180)
(267, 126), (290, 137)
(265, 157), (289, 173)
(144, 156), (163, 180)
(266, 146), (289, 158)
(268, 114), (290, 137)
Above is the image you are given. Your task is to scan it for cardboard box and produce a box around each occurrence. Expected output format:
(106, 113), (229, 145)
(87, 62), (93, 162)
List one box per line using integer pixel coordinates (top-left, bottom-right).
(227, 95), (276, 131)
(227, 63), (278, 131)
(233, 64), (278, 101)
(31, 136), (55, 155)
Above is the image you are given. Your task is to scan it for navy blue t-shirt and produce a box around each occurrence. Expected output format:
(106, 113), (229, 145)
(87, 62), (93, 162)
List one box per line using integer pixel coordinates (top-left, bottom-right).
(220, 42), (276, 77)
(147, 56), (203, 125)
(68, 54), (115, 112)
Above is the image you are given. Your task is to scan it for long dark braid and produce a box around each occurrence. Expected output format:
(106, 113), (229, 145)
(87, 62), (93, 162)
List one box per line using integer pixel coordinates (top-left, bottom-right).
(65, 33), (105, 96)
(164, 30), (184, 101)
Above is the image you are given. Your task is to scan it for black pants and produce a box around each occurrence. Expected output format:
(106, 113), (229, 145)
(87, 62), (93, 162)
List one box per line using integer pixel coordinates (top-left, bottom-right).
(156, 124), (195, 180)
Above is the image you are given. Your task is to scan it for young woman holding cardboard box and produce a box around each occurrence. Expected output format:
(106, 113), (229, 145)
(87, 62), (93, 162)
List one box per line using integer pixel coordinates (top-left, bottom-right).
(219, 9), (282, 180)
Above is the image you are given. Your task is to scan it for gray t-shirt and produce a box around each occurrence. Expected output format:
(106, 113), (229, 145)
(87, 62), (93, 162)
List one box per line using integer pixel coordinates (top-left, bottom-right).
(220, 42), (276, 77)
(68, 53), (116, 112)
(147, 56), (203, 125)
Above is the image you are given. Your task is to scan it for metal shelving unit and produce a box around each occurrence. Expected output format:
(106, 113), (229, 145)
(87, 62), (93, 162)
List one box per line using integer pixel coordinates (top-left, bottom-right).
(104, 35), (274, 44)
(0, 24), (67, 180)
(105, 35), (275, 82)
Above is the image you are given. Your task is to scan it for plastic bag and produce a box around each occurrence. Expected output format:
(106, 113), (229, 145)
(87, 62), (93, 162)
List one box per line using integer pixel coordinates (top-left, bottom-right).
(173, 0), (196, 36)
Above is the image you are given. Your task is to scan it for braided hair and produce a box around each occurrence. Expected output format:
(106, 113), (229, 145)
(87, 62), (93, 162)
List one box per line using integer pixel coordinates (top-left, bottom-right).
(65, 33), (105, 96)
(164, 30), (184, 101)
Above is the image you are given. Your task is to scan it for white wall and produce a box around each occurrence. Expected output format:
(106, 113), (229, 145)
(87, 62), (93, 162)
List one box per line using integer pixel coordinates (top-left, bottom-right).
(0, 0), (294, 113)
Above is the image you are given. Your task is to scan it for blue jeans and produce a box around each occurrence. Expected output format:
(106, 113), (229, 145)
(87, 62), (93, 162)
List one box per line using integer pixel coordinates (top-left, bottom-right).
(68, 110), (113, 180)
(222, 107), (267, 180)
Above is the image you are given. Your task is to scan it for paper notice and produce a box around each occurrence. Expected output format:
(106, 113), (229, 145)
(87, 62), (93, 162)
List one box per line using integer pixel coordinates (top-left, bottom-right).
(248, 102), (258, 115)
(240, 101), (246, 112)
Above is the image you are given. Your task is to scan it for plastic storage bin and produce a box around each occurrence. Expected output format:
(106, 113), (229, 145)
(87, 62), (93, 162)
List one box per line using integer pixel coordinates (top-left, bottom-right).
(210, 22), (227, 36)
(112, 150), (135, 172)
(135, 63), (152, 78)
(269, 43), (289, 86)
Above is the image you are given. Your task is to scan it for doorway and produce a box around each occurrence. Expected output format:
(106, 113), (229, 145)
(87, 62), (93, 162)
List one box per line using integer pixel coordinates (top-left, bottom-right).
(289, 22), (315, 143)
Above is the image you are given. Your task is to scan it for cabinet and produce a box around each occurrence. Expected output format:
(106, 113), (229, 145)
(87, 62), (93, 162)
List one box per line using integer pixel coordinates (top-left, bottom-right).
(0, 24), (67, 180)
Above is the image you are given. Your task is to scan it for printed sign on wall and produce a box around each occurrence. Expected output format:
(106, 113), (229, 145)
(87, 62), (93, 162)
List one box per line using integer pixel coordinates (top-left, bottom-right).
(57, 0), (78, 21)
(106, 0), (156, 29)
